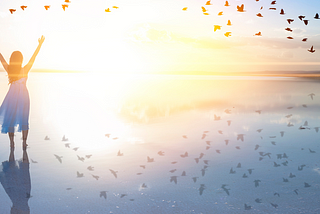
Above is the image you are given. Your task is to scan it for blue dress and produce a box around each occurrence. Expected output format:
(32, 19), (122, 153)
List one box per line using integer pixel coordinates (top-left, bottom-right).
(0, 74), (30, 134)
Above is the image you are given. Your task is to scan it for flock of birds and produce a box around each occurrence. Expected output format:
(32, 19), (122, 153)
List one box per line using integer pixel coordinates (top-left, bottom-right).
(28, 92), (319, 212)
(4, 0), (318, 53)
(182, 0), (318, 53)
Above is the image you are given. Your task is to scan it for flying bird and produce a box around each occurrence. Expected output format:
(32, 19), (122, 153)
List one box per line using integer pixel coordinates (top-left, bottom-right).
(287, 19), (294, 24)
(225, 1), (230, 6)
(237, 4), (245, 12)
(227, 120), (231, 126)
(214, 25), (222, 32)
(280, 9), (285, 15)
(182, 7), (187, 11)
(199, 184), (206, 195)
(315, 13), (320, 19)
(237, 134), (244, 141)
(9, 9), (16, 14)
(76, 171), (84, 178)
(255, 32), (262, 36)
(100, 191), (107, 199)
(105, 8), (111, 12)
(308, 46), (315, 53)
(44, 5), (50, 10)
(54, 154), (63, 163)
(21, 6), (27, 10)
(201, 7), (207, 13)
(113, 6), (119, 9)
(303, 20), (309, 25)
(218, 11), (223, 16)
(256, 13), (263, 17)
(205, 1), (212, 5)
(109, 169), (118, 178)
(62, 4), (68, 11)
(244, 204), (252, 210)
(227, 20), (232, 26)
(298, 15), (305, 20)
(308, 93), (315, 100)
(147, 156), (154, 162)
(158, 151), (164, 156)
(170, 176), (178, 184)
(271, 1), (276, 4)
(285, 28), (293, 32)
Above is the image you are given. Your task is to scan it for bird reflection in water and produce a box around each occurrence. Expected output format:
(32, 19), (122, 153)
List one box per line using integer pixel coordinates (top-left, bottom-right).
(0, 148), (31, 214)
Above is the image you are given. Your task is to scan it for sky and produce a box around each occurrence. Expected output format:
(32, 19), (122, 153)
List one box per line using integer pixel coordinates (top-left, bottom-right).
(0, 0), (319, 74)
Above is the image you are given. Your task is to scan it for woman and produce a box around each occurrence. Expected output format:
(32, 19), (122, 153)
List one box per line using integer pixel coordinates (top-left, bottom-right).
(0, 36), (45, 149)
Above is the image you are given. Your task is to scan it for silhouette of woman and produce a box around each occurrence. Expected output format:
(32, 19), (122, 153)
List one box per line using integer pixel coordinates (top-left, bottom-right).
(0, 36), (45, 149)
(0, 148), (31, 214)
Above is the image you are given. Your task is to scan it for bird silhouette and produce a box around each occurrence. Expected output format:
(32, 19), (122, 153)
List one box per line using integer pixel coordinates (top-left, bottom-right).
(182, 7), (187, 11)
(304, 182), (311, 187)
(141, 183), (147, 188)
(109, 169), (118, 178)
(105, 134), (110, 138)
(170, 176), (178, 184)
(113, 6), (119, 9)
(314, 13), (320, 19)
(100, 191), (107, 199)
(255, 198), (262, 203)
(248, 169), (254, 174)
(214, 114), (221, 120)
(44, 5), (50, 10)
(181, 171), (186, 176)
(257, 13), (263, 17)
(201, 7), (207, 13)
(298, 15), (305, 20)
(309, 148), (316, 153)
(242, 173), (248, 178)
(289, 173), (296, 178)
(214, 25), (222, 32)
(303, 20), (309, 25)
(255, 32), (262, 36)
(87, 166), (94, 171)
(227, 120), (231, 126)
(280, 131), (285, 137)
(77, 155), (85, 162)
(180, 152), (188, 157)
(199, 153), (205, 159)
(218, 11), (223, 16)
(225, 140), (229, 145)
(270, 203), (278, 208)
(283, 178), (289, 182)
(62, 4), (68, 11)
(236, 163), (241, 168)
(271, 1), (276, 4)
(237, 134), (245, 141)
(287, 36), (294, 39)
(287, 19), (294, 24)
(237, 4), (245, 12)
(274, 192), (280, 197)
(308, 93), (315, 100)
(205, 1), (212, 5)
(199, 184), (206, 195)
(280, 9), (285, 15)
(147, 156), (154, 162)
(201, 134), (207, 139)
(169, 169), (177, 173)
(244, 204), (252, 210)
(44, 136), (50, 140)
(62, 135), (68, 141)
(54, 154), (63, 163)
(86, 155), (92, 159)
(221, 184), (230, 195)
(73, 147), (79, 151)
(254, 180), (261, 187)
(285, 28), (293, 32)
(294, 189), (299, 195)
(229, 167), (236, 174)
(225, 1), (230, 6)
(274, 162), (280, 167)
(254, 144), (260, 150)
(9, 9), (16, 14)
(92, 174), (99, 180)
(224, 32), (231, 37)
(192, 177), (199, 183)
(77, 171), (84, 178)
(117, 150), (124, 156)
(308, 46), (315, 53)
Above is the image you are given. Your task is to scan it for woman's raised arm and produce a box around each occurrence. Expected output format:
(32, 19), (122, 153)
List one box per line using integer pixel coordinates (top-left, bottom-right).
(0, 53), (9, 72)
(24, 35), (45, 73)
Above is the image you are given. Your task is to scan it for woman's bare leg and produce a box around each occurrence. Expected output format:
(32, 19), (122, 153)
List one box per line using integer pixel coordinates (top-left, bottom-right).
(8, 132), (14, 148)
(22, 130), (28, 150)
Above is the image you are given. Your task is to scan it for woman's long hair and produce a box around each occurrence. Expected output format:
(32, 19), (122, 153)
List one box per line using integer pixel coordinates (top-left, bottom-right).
(8, 51), (23, 84)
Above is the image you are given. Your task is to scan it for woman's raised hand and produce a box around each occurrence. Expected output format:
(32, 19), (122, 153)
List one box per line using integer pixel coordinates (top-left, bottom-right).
(38, 35), (45, 45)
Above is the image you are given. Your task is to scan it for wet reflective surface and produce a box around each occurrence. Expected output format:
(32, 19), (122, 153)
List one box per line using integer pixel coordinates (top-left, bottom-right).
(0, 73), (319, 213)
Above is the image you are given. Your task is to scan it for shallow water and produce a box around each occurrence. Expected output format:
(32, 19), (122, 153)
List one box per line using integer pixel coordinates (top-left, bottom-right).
(0, 73), (319, 213)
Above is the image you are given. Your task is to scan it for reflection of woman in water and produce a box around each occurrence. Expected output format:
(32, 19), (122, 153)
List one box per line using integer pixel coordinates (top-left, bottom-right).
(0, 36), (45, 149)
(0, 148), (31, 214)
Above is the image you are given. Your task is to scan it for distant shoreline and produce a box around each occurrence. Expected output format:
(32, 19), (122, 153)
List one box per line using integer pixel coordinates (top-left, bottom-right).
(0, 69), (320, 78)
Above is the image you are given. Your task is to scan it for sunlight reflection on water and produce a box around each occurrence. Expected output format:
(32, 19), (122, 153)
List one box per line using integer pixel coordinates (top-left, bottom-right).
(0, 72), (319, 213)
